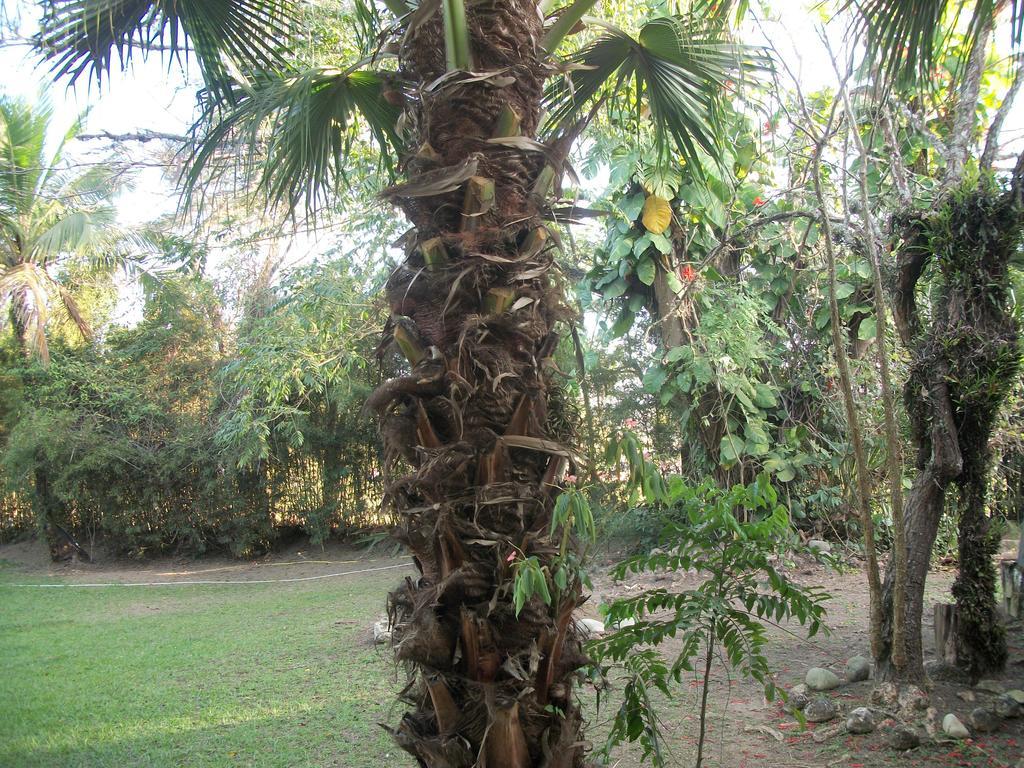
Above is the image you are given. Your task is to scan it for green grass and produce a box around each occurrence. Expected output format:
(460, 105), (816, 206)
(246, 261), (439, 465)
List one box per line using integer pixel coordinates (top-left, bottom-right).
(0, 563), (407, 768)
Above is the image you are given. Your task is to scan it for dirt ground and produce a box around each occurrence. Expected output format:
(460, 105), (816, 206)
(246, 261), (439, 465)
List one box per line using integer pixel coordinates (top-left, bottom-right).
(3, 537), (1022, 768)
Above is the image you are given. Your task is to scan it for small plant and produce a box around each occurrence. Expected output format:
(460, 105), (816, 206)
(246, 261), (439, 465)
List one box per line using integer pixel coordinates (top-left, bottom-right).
(593, 431), (829, 768)
(512, 486), (596, 615)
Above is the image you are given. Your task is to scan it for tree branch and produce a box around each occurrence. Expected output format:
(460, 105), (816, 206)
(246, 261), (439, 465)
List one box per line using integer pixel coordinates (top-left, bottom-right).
(982, 63), (1024, 171)
(943, 16), (993, 188)
(77, 130), (187, 144)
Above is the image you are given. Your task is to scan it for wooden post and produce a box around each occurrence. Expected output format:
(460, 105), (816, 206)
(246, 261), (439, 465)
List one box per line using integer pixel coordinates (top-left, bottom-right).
(1000, 559), (1021, 619)
(934, 602), (958, 664)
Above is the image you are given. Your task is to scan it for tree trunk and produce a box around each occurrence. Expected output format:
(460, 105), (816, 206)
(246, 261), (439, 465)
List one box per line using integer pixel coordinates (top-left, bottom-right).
(650, 251), (740, 487)
(879, 174), (1021, 685)
(372, 5), (587, 766)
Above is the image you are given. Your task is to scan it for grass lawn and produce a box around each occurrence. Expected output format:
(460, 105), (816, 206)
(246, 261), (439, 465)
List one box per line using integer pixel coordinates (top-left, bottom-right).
(0, 561), (407, 768)
(4, 554), (1022, 768)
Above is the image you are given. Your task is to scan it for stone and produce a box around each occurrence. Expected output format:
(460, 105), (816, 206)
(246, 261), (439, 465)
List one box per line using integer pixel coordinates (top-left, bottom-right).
(577, 618), (605, 638)
(957, 690), (977, 702)
(995, 695), (1022, 719)
(1007, 689), (1024, 705)
(886, 726), (920, 751)
(975, 679), (1004, 695)
(808, 539), (832, 555)
(608, 616), (636, 630)
(804, 696), (838, 723)
(846, 707), (875, 734)
(968, 706), (1000, 733)
(805, 667), (842, 691)
(845, 656), (871, 683)
(372, 620), (392, 645)
(785, 689), (811, 714)
(942, 713), (970, 739)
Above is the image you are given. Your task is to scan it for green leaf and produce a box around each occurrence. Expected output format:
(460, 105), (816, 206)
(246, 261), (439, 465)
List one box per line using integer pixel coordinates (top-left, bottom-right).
(37, 0), (299, 98)
(610, 237), (635, 260)
(186, 66), (402, 214)
(857, 316), (877, 341)
(643, 365), (669, 393)
(633, 234), (653, 255)
(834, 282), (855, 300)
(636, 257), (656, 286)
(543, 14), (770, 174)
(649, 232), (672, 254)
(611, 309), (635, 338)
(604, 277), (628, 299)
(720, 434), (744, 463)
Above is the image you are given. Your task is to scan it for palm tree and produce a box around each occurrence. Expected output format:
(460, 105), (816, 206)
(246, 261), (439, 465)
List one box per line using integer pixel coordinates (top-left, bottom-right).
(33, 0), (756, 763)
(0, 93), (139, 364)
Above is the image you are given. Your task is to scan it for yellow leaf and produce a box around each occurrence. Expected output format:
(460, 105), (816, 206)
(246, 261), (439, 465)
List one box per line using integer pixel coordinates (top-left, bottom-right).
(641, 194), (672, 234)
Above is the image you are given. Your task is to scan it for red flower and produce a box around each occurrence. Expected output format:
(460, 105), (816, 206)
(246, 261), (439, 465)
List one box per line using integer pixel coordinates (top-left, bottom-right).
(680, 264), (697, 281)
(623, 418), (638, 428)
(753, 196), (766, 207)
(763, 120), (774, 134)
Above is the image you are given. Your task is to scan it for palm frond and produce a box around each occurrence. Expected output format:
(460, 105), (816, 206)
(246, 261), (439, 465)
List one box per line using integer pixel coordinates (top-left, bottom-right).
(185, 65), (402, 213)
(849, 0), (1022, 88)
(35, 0), (299, 97)
(0, 262), (53, 363)
(544, 15), (768, 170)
(0, 95), (52, 215)
(58, 284), (93, 341)
(30, 207), (115, 261)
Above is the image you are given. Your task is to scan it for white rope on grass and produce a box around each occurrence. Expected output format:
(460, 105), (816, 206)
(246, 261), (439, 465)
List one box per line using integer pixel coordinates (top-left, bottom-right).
(0, 562), (413, 588)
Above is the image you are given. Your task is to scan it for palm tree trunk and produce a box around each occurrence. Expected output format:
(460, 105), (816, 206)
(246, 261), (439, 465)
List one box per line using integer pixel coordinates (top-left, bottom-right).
(372, 4), (587, 765)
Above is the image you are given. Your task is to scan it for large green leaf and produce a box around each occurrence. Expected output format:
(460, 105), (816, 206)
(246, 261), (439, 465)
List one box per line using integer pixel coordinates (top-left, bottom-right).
(543, 14), (768, 171)
(36, 0), (298, 97)
(186, 66), (401, 212)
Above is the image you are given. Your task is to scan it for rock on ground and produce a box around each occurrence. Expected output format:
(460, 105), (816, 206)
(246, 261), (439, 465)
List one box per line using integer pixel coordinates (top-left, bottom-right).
(845, 707), (875, 734)
(1007, 689), (1024, 705)
(372, 620), (392, 645)
(975, 679), (1004, 694)
(577, 618), (605, 638)
(845, 655), (871, 683)
(996, 694), (1023, 718)
(968, 706), (1001, 733)
(805, 667), (841, 691)
(886, 726), (920, 751)
(804, 696), (838, 723)
(943, 713), (970, 739)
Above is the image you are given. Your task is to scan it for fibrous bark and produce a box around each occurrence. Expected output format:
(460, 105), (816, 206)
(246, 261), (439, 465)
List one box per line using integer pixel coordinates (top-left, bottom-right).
(370, 4), (588, 766)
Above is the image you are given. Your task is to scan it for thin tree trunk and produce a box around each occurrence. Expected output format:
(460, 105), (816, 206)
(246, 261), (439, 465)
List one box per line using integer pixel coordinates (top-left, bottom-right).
(695, 627), (715, 768)
(811, 115), (885, 662)
(839, 88), (907, 675)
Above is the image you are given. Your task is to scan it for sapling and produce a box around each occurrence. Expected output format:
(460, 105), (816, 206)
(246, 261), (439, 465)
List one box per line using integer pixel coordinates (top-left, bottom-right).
(593, 431), (829, 768)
